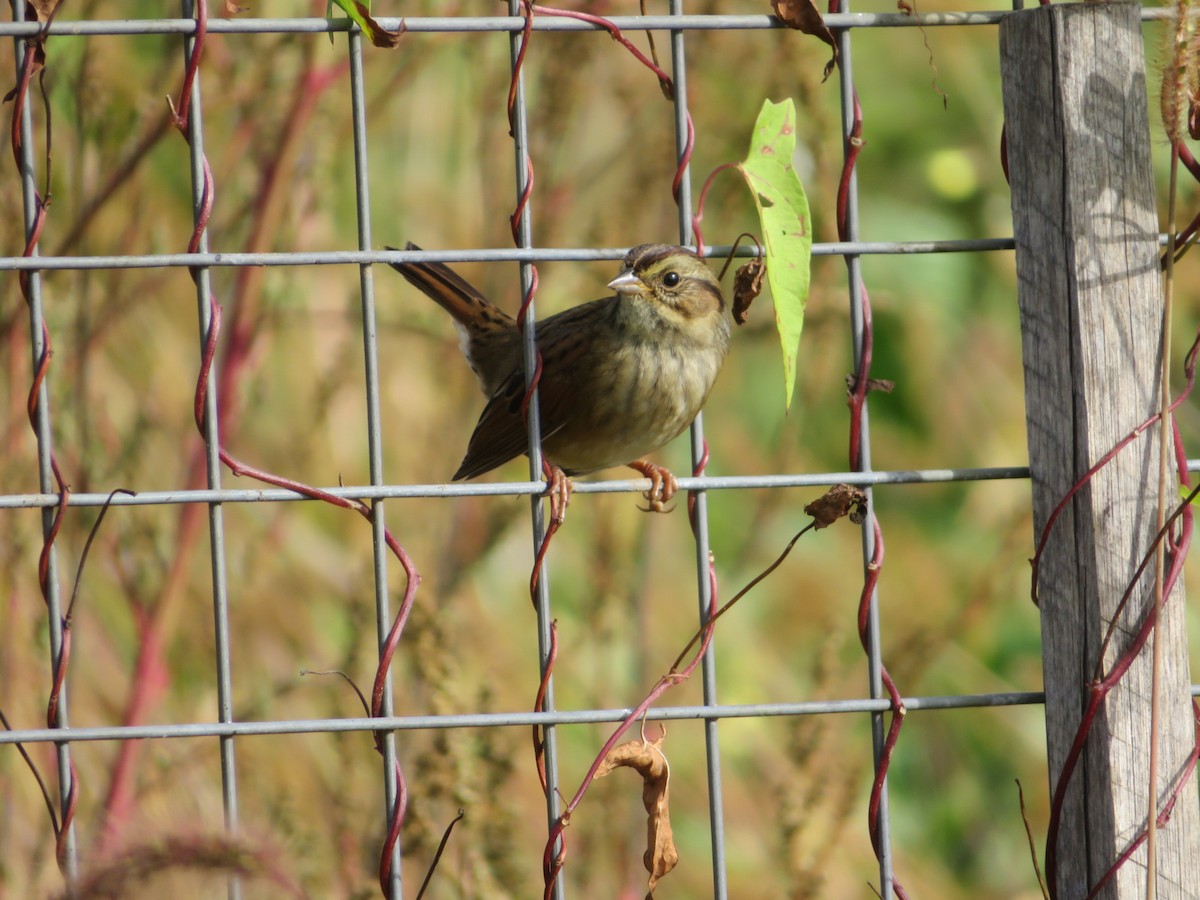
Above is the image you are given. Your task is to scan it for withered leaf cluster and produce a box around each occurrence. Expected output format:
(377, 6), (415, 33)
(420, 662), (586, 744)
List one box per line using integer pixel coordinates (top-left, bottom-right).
(732, 258), (766, 325)
(771, 0), (839, 80)
(804, 483), (868, 528)
(596, 736), (678, 895)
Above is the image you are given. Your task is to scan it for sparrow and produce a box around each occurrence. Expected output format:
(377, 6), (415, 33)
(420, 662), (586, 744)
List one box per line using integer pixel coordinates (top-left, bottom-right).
(389, 242), (730, 511)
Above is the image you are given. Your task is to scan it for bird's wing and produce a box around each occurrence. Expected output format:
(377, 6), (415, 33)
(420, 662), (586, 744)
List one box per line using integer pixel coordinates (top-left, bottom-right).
(452, 358), (585, 481)
(451, 298), (611, 481)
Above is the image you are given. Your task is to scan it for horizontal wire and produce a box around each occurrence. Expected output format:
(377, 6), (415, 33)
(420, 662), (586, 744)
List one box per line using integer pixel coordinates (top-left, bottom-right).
(8, 685), (1200, 745)
(8, 462), (1200, 510)
(0, 239), (1017, 272)
(0, 8), (1183, 40)
(2, 231), (1184, 272)
(0, 691), (1054, 746)
(0, 465), (1036, 510)
(0, 12), (1018, 40)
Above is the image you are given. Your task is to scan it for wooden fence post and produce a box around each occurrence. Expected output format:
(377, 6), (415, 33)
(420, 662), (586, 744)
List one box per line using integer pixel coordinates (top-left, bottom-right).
(999, 2), (1200, 897)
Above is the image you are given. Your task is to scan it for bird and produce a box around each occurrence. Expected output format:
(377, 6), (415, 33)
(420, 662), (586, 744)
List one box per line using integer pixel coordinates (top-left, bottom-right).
(388, 242), (730, 512)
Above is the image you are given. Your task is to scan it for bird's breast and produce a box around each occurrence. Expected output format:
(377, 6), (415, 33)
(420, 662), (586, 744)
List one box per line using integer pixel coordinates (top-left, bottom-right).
(544, 331), (726, 475)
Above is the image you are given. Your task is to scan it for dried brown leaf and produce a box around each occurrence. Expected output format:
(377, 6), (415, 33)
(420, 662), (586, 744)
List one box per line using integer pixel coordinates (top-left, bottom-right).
(804, 483), (868, 528)
(29, 0), (62, 18)
(596, 736), (678, 893)
(732, 258), (766, 325)
(332, 0), (404, 48)
(771, 0), (838, 80)
(845, 373), (896, 395)
(354, 1), (404, 48)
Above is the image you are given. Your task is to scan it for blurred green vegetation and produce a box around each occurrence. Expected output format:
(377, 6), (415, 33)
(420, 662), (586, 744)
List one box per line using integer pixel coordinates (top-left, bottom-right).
(2, 2), (1199, 898)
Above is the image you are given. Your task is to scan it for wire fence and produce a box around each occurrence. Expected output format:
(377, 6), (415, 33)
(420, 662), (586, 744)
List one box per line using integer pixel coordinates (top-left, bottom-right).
(2, 2), (1196, 898)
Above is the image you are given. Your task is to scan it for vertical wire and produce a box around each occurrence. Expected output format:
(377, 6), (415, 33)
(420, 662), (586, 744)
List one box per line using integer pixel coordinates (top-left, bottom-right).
(346, 26), (404, 900)
(506, 5), (564, 897)
(668, 2), (727, 897)
(834, 6), (894, 897)
(10, 0), (77, 878)
(178, 3), (240, 898)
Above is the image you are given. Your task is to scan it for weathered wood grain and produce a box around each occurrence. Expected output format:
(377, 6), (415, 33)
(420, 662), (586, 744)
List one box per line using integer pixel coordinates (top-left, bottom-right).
(1000, 2), (1200, 897)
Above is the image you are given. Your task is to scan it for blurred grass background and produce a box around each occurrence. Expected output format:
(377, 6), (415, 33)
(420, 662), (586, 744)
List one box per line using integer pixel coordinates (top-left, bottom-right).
(2, 1), (1199, 897)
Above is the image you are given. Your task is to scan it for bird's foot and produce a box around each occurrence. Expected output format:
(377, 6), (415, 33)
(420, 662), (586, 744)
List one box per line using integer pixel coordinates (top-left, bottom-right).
(543, 462), (574, 525)
(628, 459), (678, 513)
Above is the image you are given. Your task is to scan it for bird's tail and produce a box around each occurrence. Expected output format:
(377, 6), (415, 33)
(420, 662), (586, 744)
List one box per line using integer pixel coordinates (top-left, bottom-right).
(387, 242), (515, 330)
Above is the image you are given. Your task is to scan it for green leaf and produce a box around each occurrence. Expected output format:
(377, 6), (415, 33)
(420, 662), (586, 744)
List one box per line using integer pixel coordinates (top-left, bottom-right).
(737, 99), (812, 411)
(328, 0), (404, 48)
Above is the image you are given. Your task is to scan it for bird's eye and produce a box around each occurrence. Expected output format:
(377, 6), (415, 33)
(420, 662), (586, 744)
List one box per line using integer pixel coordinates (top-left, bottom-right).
(661, 271), (681, 288)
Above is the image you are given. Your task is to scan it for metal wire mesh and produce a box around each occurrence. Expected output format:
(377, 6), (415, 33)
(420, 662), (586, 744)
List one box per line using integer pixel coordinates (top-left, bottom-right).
(2, 4), (1195, 899)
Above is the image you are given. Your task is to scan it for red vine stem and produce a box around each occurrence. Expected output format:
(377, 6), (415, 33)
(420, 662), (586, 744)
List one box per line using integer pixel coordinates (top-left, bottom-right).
(1044, 429), (1197, 894)
(856, 517), (906, 900)
(505, 5), (573, 868)
(541, 444), (720, 895)
(505, 11), (545, 438)
(690, 161), (736, 257)
(505, 4), (714, 891)
(672, 111), (695, 209)
(1085, 700), (1200, 899)
(835, 89), (864, 242)
(530, 4), (674, 95)
(1166, 143), (1200, 258)
(1037, 23), (1200, 896)
(9, 5), (78, 873)
(836, 89), (873, 473)
(507, 2), (535, 135)
(168, 2), (206, 131)
(10, 39), (40, 162)
(542, 561), (719, 896)
(510, 154), (535, 248)
(531, 621), (559, 793)
(377, 761), (410, 897)
(1029, 328), (1200, 607)
(829, 21), (907, 894)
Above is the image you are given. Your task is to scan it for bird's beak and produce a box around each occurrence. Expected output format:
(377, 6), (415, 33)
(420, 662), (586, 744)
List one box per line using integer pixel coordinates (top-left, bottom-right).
(608, 270), (644, 295)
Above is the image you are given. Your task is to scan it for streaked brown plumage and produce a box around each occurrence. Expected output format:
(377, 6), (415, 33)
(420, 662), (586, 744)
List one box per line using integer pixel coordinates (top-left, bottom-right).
(390, 242), (730, 505)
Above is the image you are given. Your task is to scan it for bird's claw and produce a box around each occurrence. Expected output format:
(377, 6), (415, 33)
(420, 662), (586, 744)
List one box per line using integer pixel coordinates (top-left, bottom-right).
(628, 460), (678, 514)
(544, 463), (573, 525)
